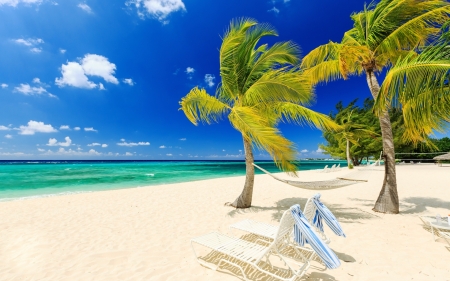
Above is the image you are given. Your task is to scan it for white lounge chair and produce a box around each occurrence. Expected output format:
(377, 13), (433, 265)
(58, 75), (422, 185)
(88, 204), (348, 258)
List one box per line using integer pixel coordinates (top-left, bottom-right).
(191, 209), (312, 281)
(231, 196), (331, 244)
(321, 165), (329, 173)
(330, 164), (336, 172)
(439, 230), (450, 248)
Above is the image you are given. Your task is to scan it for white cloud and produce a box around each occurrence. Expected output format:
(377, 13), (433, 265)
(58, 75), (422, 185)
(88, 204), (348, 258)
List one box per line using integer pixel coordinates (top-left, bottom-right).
(0, 0), (43, 7)
(87, 142), (101, 146)
(123, 78), (134, 85)
(268, 7), (280, 14)
(18, 120), (57, 135)
(59, 49), (66, 54)
(99, 83), (105, 90)
(316, 148), (324, 153)
(14, 83), (54, 98)
(0, 125), (10, 131)
(47, 136), (72, 147)
(13, 38), (44, 53)
(14, 38), (43, 46)
(78, 3), (92, 13)
(117, 141), (150, 147)
(60, 125), (70, 130)
(88, 149), (100, 155)
(37, 148), (45, 152)
(101, 144), (108, 148)
(55, 62), (96, 89)
(81, 54), (119, 84)
(126, 0), (186, 21)
(120, 138), (125, 141)
(179, 138), (186, 141)
(32, 78), (41, 84)
(125, 152), (133, 156)
(300, 149), (309, 153)
(166, 153), (172, 156)
(74, 127), (81, 131)
(5, 134), (12, 139)
(30, 47), (42, 53)
(185, 67), (195, 74)
(204, 74), (215, 87)
(159, 145), (166, 148)
(84, 127), (97, 132)
(1, 83), (8, 89)
(55, 54), (118, 89)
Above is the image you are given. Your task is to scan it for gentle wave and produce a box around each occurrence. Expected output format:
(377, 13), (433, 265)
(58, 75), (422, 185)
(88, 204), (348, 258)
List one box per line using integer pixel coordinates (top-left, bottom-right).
(0, 190), (93, 202)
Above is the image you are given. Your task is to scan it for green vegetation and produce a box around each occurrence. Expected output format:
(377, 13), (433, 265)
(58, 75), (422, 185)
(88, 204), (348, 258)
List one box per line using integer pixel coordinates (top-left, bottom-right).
(179, 18), (337, 208)
(301, 0), (450, 214)
(321, 100), (450, 164)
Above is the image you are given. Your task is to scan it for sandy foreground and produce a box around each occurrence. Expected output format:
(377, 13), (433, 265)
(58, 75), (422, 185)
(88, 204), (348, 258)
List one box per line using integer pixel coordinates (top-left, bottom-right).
(0, 165), (449, 281)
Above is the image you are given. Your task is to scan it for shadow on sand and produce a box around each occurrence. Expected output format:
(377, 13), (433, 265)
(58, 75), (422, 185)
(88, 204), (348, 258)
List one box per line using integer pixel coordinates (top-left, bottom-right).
(348, 197), (450, 214)
(227, 197), (379, 223)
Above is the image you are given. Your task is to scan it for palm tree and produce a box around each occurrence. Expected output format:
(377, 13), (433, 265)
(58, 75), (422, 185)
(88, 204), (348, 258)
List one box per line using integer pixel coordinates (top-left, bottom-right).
(179, 18), (337, 208)
(301, 0), (450, 213)
(334, 111), (378, 168)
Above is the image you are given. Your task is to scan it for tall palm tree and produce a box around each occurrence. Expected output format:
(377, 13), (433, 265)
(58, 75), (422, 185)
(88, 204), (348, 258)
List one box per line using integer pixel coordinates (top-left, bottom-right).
(301, 0), (450, 213)
(179, 18), (337, 208)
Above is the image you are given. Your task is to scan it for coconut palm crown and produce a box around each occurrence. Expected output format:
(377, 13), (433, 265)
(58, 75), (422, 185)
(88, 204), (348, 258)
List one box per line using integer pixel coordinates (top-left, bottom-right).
(301, 0), (450, 213)
(180, 18), (338, 208)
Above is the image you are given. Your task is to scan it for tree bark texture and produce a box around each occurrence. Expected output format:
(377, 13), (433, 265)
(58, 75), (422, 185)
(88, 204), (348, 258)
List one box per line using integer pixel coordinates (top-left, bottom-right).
(346, 138), (352, 168)
(366, 71), (400, 214)
(229, 136), (255, 208)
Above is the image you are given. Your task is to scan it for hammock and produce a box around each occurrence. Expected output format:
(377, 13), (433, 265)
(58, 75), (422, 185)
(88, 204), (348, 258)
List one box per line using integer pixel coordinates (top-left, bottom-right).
(253, 163), (372, 190)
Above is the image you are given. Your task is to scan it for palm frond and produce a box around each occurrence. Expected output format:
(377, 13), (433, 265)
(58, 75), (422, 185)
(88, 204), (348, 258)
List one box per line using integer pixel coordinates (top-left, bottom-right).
(243, 68), (314, 106)
(228, 106), (298, 173)
(179, 87), (230, 125)
(220, 18), (258, 100)
(375, 42), (450, 142)
(244, 41), (300, 91)
(270, 102), (340, 131)
(373, 1), (450, 57)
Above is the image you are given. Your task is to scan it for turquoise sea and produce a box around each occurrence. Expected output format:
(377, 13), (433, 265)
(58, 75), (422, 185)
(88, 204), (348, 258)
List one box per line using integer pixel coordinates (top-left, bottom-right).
(0, 160), (347, 201)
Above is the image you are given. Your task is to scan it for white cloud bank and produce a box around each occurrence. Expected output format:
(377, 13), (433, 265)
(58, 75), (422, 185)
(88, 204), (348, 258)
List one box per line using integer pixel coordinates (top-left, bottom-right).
(0, 125), (11, 130)
(60, 125), (70, 130)
(55, 54), (118, 89)
(117, 141), (150, 147)
(17, 120), (57, 135)
(5, 134), (12, 139)
(1, 83), (8, 88)
(78, 3), (92, 13)
(126, 0), (186, 22)
(41, 147), (101, 156)
(47, 136), (72, 147)
(0, 0), (43, 7)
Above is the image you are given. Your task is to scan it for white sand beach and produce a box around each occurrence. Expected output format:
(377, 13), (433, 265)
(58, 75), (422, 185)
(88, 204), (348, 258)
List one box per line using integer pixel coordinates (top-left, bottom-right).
(0, 164), (449, 281)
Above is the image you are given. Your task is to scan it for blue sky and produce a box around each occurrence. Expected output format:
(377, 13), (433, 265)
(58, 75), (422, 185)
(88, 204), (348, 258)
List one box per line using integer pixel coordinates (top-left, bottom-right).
(0, 0), (447, 160)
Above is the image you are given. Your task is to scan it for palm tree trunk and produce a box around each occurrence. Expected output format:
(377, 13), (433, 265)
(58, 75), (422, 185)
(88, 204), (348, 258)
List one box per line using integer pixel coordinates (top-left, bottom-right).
(229, 136), (254, 208)
(346, 138), (352, 168)
(366, 71), (399, 214)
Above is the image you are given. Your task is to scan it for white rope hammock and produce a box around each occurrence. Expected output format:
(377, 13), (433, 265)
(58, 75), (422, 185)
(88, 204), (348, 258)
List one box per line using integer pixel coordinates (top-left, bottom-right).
(253, 163), (377, 190)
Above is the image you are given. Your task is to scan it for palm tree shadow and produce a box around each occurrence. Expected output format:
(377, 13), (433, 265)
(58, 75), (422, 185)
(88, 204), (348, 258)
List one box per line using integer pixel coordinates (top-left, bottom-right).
(348, 196), (450, 214)
(227, 197), (379, 223)
(400, 197), (450, 214)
